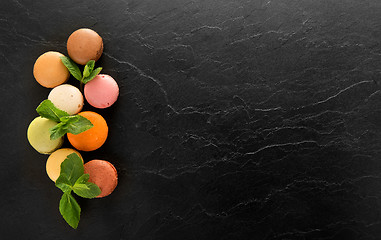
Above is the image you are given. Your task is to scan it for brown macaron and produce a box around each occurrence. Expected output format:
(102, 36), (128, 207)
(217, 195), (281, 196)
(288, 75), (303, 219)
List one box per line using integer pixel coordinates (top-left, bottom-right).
(67, 28), (103, 65)
(84, 160), (117, 198)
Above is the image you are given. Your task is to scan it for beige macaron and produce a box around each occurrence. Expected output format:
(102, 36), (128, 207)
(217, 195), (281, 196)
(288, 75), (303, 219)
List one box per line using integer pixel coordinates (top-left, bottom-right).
(48, 84), (84, 115)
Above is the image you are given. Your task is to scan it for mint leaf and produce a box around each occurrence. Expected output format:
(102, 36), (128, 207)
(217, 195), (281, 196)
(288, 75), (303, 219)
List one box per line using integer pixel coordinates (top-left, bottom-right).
(61, 115), (93, 135)
(75, 173), (90, 185)
(60, 56), (82, 81)
(73, 182), (101, 199)
(55, 174), (72, 193)
(82, 67), (102, 84)
(60, 56), (103, 84)
(73, 174), (101, 198)
(59, 192), (81, 229)
(59, 153), (84, 186)
(36, 100), (69, 122)
(49, 123), (68, 140)
(83, 60), (95, 78)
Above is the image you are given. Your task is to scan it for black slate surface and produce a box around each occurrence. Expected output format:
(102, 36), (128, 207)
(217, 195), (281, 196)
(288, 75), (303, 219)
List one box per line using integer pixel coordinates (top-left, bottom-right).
(1, 0), (381, 239)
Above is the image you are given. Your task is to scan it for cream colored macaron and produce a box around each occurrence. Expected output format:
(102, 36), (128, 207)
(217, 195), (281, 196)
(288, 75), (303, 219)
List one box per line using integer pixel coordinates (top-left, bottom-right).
(27, 117), (64, 154)
(48, 84), (84, 115)
(46, 148), (83, 182)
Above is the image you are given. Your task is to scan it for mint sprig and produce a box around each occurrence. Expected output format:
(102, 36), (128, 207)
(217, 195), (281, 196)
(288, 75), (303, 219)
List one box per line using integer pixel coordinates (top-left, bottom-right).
(50, 115), (93, 139)
(36, 100), (93, 140)
(60, 57), (102, 84)
(56, 153), (101, 229)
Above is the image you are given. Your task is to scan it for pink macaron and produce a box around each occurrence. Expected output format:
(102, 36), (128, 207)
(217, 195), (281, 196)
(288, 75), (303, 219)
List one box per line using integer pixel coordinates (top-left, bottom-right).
(84, 74), (119, 108)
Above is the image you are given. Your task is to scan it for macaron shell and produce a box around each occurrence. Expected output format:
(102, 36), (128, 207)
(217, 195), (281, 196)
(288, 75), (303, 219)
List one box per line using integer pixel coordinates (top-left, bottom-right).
(48, 84), (84, 115)
(84, 74), (119, 109)
(67, 28), (103, 65)
(84, 160), (118, 198)
(33, 51), (70, 88)
(67, 111), (108, 151)
(27, 117), (64, 154)
(46, 148), (83, 182)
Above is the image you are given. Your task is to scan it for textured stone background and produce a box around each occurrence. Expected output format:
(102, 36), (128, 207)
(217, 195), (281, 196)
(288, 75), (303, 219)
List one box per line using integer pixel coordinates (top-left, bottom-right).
(1, 0), (381, 239)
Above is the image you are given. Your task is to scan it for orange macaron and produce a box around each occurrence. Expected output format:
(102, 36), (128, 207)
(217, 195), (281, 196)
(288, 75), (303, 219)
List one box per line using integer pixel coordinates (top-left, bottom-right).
(84, 160), (118, 198)
(67, 111), (108, 151)
(33, 51), (70, 88)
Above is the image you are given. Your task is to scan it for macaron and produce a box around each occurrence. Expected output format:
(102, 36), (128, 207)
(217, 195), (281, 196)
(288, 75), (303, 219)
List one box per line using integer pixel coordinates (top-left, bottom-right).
(46, 148), (83, 182)
(48, 84), (84, 115)
(67, 28), (103, 65)
(67, 111), (108, 151)
(84, 160), (118, 198)
(84, 74), (119, 109)
(33, 51), (70, 88)
(27, 117), (64, 154)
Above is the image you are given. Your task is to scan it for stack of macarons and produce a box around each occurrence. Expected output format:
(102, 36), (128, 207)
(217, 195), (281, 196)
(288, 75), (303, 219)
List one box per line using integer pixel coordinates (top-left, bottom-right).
(27, 28), (118, 198)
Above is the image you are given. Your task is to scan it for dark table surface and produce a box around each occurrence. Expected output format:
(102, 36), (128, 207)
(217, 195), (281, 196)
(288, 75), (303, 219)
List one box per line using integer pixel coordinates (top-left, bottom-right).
(1, 0), (381, 239)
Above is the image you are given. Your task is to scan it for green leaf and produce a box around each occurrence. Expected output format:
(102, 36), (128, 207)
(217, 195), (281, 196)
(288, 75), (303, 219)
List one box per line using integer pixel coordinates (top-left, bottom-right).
(75, 174), (90, 185)
(61, 115), (93, 135)
(49, 122), (67, 140)
(60, 56), (82, 81)
(59, 192), (81, 229)
(73, 181), (101, 199)
(36, 100), (69, 122)
(55, 174), (72, 193)
(82, 67), (102, 84)
(83, 60), (95, 78)
(59, 153), (84, 186)
(73, 174), (101, 198)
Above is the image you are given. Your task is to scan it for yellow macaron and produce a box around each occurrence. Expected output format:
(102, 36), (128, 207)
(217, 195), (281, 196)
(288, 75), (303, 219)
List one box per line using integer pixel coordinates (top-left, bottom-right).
(46, 148), (83, 182)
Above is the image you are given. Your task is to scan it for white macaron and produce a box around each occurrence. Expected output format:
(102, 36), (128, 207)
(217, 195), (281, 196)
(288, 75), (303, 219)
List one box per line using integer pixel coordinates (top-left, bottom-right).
(48, 84), (84, 115)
